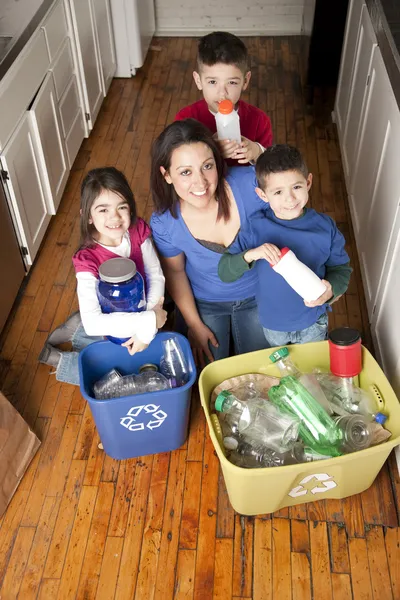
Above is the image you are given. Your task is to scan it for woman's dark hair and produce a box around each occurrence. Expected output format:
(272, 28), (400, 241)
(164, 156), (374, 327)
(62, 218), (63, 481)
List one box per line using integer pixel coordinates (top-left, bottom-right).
(78, 167), (136, 249)
(255, 144), (309, 189)
(198, 31), (248, 73)
(150, 118), (229, 221)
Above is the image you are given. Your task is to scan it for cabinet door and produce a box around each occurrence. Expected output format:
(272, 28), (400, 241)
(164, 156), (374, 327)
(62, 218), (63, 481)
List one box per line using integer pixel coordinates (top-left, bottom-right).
(30, 72), (69, 214)
(350, 46), (400, 316)
(69, 0), (103, 127)
(92, 0), (116, 94)
(335, 0), (364, 141)
(341, 5), (377, 183)
(0, 114), (51, 265)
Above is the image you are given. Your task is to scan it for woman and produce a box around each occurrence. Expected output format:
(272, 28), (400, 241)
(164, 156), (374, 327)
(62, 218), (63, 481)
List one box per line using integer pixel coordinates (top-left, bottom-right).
(150, 118), (267, 365)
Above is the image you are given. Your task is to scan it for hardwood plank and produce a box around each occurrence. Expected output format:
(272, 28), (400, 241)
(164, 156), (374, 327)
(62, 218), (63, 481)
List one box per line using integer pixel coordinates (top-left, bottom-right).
(75, 481), (115, 600)
(272, 518), (291, 600)
(366, 526), (393, 600)
(38, 579), (60, 599)
(329, 523), (350, 574)
(309, 521), (333, 600)
(331, 573), (353, 600)
(174, 549), (195, 600)
(289, 504), (308, 521)
(57, 485), (98, 600)
(114, 455), (154, 600)
(324, 499), (345, 523)
(83, 428), (105, 487)
(253, 518), (272, 600)
(43, 460), (86, 579)
(73, 403), (96, 460)
(193, 433), (219, 600)
(179, 460), (202, 549)
(100, 454), (120, 483)
(216, 469), (235, 539)
(291, 519), (310, 554)
(135, 452), (170, 600)
(18, 496), (61, 599)
(186, 389), (206, 462)
(95, 536), (124, 600)
(213, 538), (233, 599)
(46, 413), (82, 497)
(107, 458), (137, 537)
(232, 515), (253, 598)
(348, 537), (374, 600)
(342, 494), (365, 538)
(291, 552), (311, 600)
(306, 499), (327, 522)
(0, 489), (30, 585)
(385, 527), (400, 599)
(0, 526), (35, 599)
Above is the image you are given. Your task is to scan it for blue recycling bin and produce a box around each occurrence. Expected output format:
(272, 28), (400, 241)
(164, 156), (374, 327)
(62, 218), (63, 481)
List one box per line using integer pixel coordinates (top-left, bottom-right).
(78, 332), (196, 460)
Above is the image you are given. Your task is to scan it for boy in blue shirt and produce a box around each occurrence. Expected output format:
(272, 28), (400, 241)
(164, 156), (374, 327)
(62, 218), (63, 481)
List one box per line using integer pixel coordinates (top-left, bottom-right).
(218, 144), (352, 346)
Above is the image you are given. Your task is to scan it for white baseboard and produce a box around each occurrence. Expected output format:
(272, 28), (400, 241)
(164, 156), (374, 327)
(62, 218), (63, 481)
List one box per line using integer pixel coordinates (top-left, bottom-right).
(155, 27), (303, 37)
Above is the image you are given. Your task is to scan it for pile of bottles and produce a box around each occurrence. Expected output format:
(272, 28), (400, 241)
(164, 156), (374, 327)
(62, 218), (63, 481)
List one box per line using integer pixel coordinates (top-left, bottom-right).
(93, 336), (190, 400)
(215, 345), (389, 469)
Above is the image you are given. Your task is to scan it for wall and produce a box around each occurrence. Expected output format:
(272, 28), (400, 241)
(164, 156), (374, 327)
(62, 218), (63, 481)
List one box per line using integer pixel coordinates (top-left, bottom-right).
(154, 0), (308, 37)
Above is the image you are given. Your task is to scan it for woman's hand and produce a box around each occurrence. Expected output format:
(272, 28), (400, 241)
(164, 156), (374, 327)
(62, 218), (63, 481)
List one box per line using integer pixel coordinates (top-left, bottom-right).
(244, 243), (281, 265)
(188, 322), (219, 368)
(121, 335), (149, 356)
(304, 280), (333, 307)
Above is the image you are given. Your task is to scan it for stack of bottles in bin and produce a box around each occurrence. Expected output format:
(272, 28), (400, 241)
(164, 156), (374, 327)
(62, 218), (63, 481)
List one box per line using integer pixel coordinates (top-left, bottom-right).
(92, 336), (190, 400)
(214, 328), (390, 469)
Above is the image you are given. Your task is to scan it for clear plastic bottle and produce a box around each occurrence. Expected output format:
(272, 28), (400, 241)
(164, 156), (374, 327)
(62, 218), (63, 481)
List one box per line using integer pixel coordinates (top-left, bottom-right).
(215, 99), (241, 143)
(134, 364), (171, 393)
(159, 337), (190, 387)
(270, 347), (333, 414)
(333, 414), (373, 452)
(268, 376), (342, 456)
(93, 368), (122, 400)
(215, 391), (300, 454)
(226, 438), (287, 469)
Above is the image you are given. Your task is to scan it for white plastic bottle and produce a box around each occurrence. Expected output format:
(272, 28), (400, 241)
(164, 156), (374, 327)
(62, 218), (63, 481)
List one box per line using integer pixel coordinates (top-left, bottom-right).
(215, 99), (241, 143)
(272, 247), (327, 302)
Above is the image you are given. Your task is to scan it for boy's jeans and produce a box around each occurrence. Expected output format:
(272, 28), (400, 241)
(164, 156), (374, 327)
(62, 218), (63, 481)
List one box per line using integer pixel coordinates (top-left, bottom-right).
(263, 313), (328, 347)
(176, 296), (269, 361)
(56, 324), (103, 386)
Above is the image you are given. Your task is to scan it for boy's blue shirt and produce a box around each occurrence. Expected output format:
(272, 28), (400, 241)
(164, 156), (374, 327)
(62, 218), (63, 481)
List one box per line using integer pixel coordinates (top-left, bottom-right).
(229, 206), (350, 331)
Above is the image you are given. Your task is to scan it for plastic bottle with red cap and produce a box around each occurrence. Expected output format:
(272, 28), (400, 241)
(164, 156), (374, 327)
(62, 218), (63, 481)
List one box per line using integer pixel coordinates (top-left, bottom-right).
(215, 99), (241, 144)
(271, 247), (327, 302)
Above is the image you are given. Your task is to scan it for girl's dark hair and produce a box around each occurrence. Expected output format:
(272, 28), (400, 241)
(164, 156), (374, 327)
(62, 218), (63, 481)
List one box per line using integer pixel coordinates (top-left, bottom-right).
(255, 144), (309, 189)
(198, 31), (248, 73)
(150, 118), (230, 221)
(78, 167), (136, 249)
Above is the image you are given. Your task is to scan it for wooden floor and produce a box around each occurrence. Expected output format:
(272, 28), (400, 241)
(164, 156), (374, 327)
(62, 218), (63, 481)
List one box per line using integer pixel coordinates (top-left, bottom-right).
(0, 36), (400, 600)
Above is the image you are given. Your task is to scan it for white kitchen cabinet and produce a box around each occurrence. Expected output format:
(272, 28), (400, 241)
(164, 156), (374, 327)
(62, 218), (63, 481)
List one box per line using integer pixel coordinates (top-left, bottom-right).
(29, 72), (69, 214)
(92, 0), (116, 94)
(0, 114), (51, 265)
(337, 4), (377, 184)
(68, 0), (104, 128)
(349, 46), (400, 316)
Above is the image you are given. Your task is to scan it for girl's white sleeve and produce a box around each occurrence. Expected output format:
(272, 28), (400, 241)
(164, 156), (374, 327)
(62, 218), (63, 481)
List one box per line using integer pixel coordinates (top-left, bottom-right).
(76, 272), (157, 344)
(141, 237), (165, 309)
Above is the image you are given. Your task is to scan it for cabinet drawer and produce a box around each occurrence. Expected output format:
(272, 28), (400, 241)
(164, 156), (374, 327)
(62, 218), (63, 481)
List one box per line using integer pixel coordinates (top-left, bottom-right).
(51, 38), (74, 100)
(59, 75), (81, 137)
(65, 112), (85, 169)
(42, 0), (69, 62)
(0, 30), (50, 149)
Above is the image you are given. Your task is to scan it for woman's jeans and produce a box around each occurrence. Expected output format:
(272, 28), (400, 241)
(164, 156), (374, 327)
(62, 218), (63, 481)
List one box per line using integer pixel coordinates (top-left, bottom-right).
(56, 324), (103, 386)
(177, 296), (269, 361)
(262, 313), (328, 347)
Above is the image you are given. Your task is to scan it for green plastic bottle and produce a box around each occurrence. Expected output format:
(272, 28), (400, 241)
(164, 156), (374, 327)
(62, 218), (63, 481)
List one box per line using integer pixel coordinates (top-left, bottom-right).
(268, 376), (343, 457)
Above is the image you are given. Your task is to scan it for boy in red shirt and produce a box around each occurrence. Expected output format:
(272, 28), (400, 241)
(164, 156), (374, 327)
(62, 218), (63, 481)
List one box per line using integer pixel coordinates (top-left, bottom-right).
(175, 31), (273, 165)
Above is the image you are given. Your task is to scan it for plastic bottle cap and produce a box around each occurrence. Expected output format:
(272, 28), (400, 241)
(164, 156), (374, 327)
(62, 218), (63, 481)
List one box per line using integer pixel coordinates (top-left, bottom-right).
(374, 412), (388, 425)
(223, 436), (239, 450)
(139, 363), (158, 373)
(99, 257), (137, 283)
(215, 390), (231, 411)
(218, 99), (234, 114)
(269, 347), (289, 363)
(328, 327), (361, 346)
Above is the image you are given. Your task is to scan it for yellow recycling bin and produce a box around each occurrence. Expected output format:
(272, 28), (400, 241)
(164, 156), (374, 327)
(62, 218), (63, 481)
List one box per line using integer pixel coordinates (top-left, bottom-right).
(198, 341), (400, 515)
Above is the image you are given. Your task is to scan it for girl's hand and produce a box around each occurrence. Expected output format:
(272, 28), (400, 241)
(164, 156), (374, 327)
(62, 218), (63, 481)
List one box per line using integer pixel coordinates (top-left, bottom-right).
(153, 297), (167, 329)
(244, 243), (281, 265)
(188, 322), (219, 368)
(218, 138), (241, 159)
(121, 335), (149, 356)
(304, 280), (333, 307)
(235, 137), (262, 164)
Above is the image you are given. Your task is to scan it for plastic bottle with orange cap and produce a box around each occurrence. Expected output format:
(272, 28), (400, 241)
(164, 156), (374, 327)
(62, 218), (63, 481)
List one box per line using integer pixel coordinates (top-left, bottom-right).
(215, 99), (241, 144)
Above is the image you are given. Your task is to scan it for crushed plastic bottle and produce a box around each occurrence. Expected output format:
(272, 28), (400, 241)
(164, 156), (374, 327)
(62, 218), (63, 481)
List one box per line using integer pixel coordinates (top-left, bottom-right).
(215, 390), (300, 454)
(268, 376), (343, 456)
(160, 337), (190, 387)
(333, 414), (372, 452)
(93, 368), (122, 400)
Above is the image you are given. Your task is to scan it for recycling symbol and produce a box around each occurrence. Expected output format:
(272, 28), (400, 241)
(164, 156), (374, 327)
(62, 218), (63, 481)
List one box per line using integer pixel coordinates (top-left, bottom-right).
(120, 403), (167, 432)
(288, 473), (337, 498)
